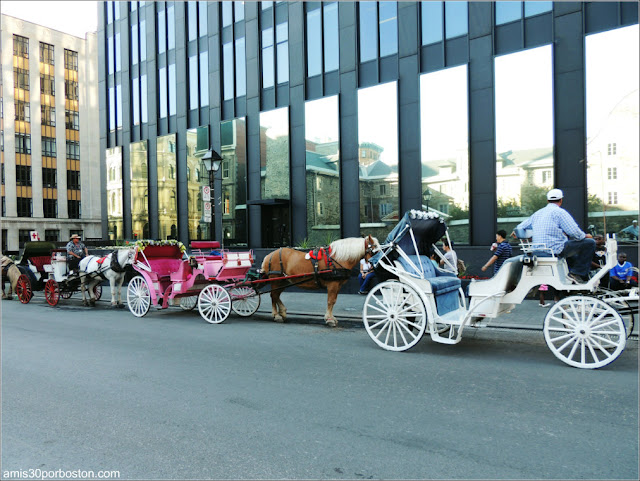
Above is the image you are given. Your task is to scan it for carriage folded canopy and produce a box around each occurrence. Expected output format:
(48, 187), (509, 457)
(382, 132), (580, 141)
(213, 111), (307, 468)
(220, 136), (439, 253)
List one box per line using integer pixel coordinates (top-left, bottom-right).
(369, 209), (447, 266)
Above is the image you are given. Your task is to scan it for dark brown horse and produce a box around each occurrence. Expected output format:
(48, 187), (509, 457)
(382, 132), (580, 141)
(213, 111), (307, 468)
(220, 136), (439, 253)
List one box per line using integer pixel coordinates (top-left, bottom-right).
(260, 235), (380, 327)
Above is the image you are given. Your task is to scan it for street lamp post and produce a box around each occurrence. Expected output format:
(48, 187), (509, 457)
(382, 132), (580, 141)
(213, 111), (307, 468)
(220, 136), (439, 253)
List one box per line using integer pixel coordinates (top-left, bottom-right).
(422, 188), (432, 212)
(201, 149), (223, 240)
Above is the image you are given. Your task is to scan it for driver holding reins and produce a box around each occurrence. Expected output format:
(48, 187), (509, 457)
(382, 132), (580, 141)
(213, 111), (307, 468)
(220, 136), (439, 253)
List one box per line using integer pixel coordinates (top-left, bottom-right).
(66, 234), (89, 274)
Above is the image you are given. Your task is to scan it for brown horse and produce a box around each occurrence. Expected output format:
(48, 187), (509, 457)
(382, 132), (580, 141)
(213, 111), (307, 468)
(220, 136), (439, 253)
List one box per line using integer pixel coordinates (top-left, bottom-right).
(260, 235), (380, 327)
(1, 255), (22, 300)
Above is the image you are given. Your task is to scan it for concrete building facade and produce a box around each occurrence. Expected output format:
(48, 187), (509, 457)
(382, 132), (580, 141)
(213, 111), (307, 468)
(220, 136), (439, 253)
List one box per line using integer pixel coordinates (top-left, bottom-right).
(1, 14), (101, 252)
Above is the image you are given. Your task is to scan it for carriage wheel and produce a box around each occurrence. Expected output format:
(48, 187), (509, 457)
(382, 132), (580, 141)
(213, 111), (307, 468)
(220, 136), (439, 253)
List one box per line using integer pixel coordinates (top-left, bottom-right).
(60, 289), (73, 299)
(596, 291), (635, 339)
(127, 276), (151, 317)
(15, 274), (33, 304)
(230, 286), (260, 317)
(93, 284), (103, 301)
(363, 281), (426, 352)
(543, 296), (626, 369)
(198, 284), (232, 324)
(180, 296), (198, 311)
(44, 279), (60, 306)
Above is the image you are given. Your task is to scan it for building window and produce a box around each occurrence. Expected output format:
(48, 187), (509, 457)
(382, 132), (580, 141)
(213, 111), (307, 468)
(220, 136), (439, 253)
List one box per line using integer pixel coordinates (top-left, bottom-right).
(224, 190), (231, 215)
(17, 198), (32, 217)
(40, 42), (55, 65)
(157, 8), (166, 54)
(15, 100), (30, 122)
(43, 167), (57, 188)
(140, 19), (147, 61)
(41, 74), (55, 95)
(42, 137), (57, 157)
(379, 1), (398, 57)
(307, 2), (338, 77)
(13, 35), (29, 58)
(359, 2), (378, 62)
(607, 192), (618, 205)
(42, 105), (56, 126)
(421, 1), (443, 45)
(67, 170), (81, 190)
(66, 140), (80, 160)
(445, 1), (467, 39)
(168, 63), (176, 115)
(13, 68), (30, 90)
(16, 165), (32, 186)
(222, 159), (230, 179)
(607, 143), (617, 155)
(159, 66), (167, 118)
(65, 80), (79, 100)
(68, 200), (81, 219)
(15, 133), (31, 154)
(276, 22), (288, 84)
(324, 2), (339, 72)
(542, 170), (552, 183)
(65, 110), (80, 130)
(307, 7), (322, 77)
(45, 230), (60, 242)
(199, 51), (209, 106)
(19, 229), (32, 247)
(607, 167), (617, 180)
(317, 202), (324, 216)
(261, 29), (274, 89)
(43, 199), (57, 218)
(379, 184), (387, 195)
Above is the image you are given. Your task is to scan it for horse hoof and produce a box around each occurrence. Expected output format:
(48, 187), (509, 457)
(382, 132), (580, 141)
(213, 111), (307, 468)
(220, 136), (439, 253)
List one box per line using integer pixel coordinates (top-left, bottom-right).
(325, 319), (338, 327)
(274, 315), (284, 323)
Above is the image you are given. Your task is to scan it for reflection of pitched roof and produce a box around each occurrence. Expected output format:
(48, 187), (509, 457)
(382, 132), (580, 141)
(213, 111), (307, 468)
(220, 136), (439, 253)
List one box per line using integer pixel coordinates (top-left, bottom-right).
(497, 147), (553, 168)
(421, 163), (438, 177)
(305, 151), (339, 174)
(360, 160), (398, 178)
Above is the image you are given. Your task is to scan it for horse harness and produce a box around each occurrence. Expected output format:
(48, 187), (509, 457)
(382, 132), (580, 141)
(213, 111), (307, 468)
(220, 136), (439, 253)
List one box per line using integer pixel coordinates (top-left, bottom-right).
(80, 250), (126, 280)
(265, 246), (351, 289)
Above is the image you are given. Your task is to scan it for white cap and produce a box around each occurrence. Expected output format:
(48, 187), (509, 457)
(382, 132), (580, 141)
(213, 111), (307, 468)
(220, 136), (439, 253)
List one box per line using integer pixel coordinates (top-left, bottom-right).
(547, 188), (564, 201)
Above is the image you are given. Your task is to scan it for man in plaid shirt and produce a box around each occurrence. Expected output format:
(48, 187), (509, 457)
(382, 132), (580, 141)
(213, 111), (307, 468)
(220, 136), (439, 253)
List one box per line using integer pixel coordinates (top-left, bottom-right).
(513, 189), (595, 283)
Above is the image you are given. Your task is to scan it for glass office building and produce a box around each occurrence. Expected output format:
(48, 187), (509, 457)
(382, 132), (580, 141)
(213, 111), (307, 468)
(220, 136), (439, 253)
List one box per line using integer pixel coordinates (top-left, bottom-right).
(99, 1), (638, 256)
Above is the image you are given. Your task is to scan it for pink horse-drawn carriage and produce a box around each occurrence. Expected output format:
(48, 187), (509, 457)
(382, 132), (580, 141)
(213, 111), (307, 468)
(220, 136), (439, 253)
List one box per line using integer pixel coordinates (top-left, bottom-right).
(126, 241), (260, 323)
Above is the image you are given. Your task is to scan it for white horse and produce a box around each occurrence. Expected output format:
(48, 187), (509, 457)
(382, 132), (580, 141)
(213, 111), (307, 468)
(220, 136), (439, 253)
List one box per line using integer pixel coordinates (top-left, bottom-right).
(78, 248), (135, 307)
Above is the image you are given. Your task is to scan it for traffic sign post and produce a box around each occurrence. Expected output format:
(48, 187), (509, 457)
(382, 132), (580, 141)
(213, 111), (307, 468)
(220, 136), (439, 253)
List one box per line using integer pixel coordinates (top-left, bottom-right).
(203, 185), (211, 202)
(203, 201), (212, 223)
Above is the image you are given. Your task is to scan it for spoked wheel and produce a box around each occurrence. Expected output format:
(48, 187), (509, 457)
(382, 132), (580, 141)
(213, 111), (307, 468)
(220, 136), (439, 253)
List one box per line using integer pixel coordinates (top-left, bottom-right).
(596, 291), (635, 339)
(60, 289), (73, 299)
(15, 274), (33, 304)
(363, 280), (426, 351)
(230, 286), (260, 317)
(93, 284), (103, 301)
(44, 279), (60, 306)
(198, 284), (232, 324)
(543, 296), (626, 369)
(179, 296), (198, 311)
(127, 275), (151, 317)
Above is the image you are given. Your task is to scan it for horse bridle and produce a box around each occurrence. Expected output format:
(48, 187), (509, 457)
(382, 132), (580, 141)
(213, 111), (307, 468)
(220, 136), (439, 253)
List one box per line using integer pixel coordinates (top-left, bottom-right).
(364, 238), (377, 257)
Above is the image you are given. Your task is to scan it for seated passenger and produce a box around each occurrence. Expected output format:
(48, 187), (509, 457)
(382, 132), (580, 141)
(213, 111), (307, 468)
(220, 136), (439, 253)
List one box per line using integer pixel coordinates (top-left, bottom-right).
(609, 253), (637, 290)
(512, 189), (595, 284)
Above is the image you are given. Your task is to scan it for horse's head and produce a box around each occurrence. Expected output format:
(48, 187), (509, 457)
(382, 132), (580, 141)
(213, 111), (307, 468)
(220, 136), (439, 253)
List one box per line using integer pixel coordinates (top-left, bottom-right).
(116, 247), (136, 267)
(363, 235), (380, 261)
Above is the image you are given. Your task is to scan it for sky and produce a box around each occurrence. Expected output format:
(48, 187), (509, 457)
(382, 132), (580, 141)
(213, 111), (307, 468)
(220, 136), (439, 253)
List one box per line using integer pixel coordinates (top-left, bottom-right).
(1, 1), (98, 38)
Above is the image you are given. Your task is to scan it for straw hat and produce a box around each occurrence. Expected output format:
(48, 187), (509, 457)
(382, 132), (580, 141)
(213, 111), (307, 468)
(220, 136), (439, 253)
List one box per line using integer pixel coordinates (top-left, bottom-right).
(70, 234), (81, 240)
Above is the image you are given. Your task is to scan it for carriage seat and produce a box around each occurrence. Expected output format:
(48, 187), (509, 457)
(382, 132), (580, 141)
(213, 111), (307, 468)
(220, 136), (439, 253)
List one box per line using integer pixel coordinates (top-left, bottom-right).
(396, 255), (461, 315)
(190, 241), (223, 261)
(30, 255), (54, 272)
(170, 260), (193, 282)
(467, 256), (524, 297)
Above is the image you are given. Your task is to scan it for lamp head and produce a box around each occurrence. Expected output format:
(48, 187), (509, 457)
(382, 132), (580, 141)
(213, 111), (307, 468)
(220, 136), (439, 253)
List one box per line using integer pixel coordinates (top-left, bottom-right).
(422, 189), (432, 203)
(202, 149), (223, 173)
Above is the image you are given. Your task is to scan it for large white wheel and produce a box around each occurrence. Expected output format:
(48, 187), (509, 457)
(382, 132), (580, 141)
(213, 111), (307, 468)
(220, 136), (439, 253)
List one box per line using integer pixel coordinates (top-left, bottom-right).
(127, 275), (151, 317)
(543, 296), (626, 369)
(230, 286), (260, 317)
(596, 291), (635, 339)
(363, 281), (426, 351)
(180, 296), (198, 311)
(198, 284), (232, 324)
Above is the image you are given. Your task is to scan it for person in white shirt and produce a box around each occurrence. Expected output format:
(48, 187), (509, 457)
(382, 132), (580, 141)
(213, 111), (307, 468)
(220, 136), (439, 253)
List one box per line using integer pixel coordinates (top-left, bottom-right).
(439, 239), (458, 274)
(358, 258), (375, 294)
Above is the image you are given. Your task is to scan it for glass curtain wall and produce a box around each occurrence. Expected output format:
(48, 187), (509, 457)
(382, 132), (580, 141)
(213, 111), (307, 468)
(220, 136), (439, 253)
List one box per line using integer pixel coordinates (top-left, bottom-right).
(187, 126), (211, 241)
(106, 146), (123, 240)
(130, 140), (149, 239)
(221, 118), (248, 246)
(358, 81), (398, 240)
(586, 25), (639, 237)
(305, 96), (340, 244)
(157, 134), (178, 239)
(420, 65), (469, 243)
(494, 45), (554, 235)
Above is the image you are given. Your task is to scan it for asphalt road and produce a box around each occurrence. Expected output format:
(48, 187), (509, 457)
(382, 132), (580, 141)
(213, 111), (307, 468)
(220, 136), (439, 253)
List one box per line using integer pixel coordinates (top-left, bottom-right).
(2, 297), (638, 480)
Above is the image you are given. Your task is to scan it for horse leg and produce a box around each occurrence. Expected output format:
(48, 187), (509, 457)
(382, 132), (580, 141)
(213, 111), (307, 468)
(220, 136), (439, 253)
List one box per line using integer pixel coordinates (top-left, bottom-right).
(118, 274), (126, 306)
(81, 279), (89, 306)
(324, 281), (342, 327)
(270, 283), (285, 322)
(89, 279), (97, 306)
(109, 274), (118, 306)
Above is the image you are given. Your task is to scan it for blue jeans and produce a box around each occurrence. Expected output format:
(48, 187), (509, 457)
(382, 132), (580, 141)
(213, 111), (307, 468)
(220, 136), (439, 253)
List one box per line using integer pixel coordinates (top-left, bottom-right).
(560, 238), (596, 277)
(358, 272), (375, 293)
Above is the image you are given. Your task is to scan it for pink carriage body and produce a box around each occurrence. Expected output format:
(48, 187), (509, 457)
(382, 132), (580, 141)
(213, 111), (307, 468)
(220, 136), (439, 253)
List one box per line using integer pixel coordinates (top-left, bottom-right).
(132, 242), (253, 310)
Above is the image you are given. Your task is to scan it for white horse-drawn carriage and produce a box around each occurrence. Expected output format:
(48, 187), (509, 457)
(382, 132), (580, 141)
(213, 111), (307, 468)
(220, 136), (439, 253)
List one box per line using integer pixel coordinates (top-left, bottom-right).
(362, 210), (630, 369)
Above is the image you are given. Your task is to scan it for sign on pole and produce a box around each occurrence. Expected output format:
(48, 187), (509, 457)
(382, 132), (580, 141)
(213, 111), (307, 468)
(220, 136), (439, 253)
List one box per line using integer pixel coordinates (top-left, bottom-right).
(30, 231), (40, 241)
(202, 185), (211, 202)
(203, 201), (212, 222)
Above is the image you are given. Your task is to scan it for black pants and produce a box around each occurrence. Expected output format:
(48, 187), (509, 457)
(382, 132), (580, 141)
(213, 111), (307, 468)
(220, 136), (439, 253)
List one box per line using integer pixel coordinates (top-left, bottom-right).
(68, 256), (81, 272)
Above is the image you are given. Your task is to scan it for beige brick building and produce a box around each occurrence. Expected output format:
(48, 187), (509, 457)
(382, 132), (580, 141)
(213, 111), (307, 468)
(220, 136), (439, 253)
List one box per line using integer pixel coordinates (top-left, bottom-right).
(1, 14), (101, 252)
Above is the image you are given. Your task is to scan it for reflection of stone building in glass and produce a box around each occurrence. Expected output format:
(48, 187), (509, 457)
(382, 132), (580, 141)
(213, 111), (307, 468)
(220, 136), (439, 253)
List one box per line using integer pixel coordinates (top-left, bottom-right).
(305, 140), (340, 244)
(358, 142), (399, 237)
(105, 147), (123, 240)
(587, 89), (639, 226)
(496, 147), (554, 215)
(156, 134), (177, 240)
(130, 141), (149, 239)
(221, 119), (247, 246)
(260, 129), (290, 200)
(186, 126), (210, 241)
(421, 145), (470, 216)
